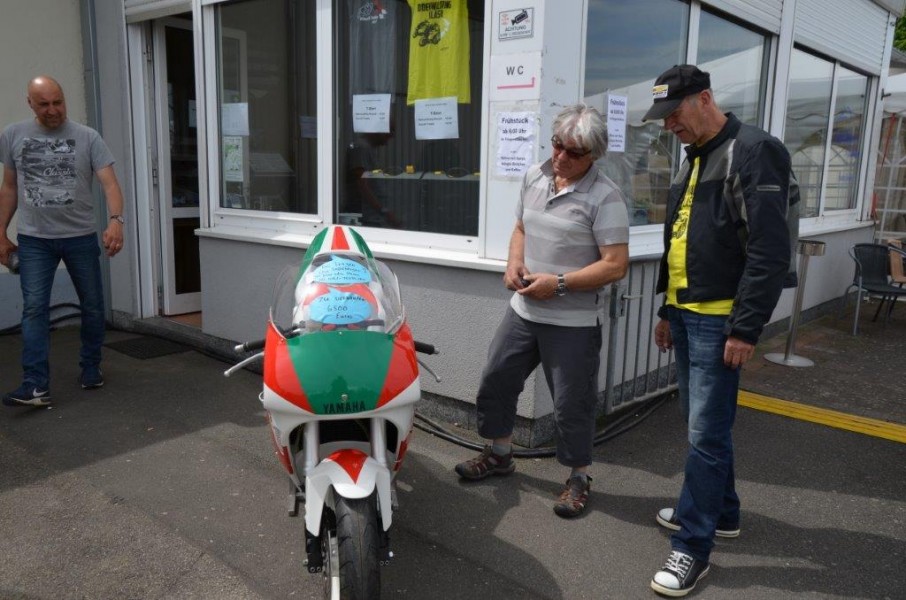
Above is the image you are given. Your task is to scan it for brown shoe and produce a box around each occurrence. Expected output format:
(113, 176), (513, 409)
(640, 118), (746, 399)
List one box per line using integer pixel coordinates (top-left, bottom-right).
(553, 475), (591, 518)
(454, 445), (515, 480)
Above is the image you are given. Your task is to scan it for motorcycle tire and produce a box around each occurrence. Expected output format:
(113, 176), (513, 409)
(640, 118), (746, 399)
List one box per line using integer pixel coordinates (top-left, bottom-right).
(322, 493), (381, 600)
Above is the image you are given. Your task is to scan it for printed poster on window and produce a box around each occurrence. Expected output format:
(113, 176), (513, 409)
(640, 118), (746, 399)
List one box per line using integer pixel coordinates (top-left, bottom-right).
(223, 136), (243, 182)
(414, 97), (459, 140)
(607, 94), (627, 153)
(352, 94), (391, 134)
(222, 103), (249, 136)
(495, 111), (534, 177)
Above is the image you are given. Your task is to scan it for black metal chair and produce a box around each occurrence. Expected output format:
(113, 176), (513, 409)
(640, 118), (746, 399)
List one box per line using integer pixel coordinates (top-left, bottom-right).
(841, 243), (906, 335)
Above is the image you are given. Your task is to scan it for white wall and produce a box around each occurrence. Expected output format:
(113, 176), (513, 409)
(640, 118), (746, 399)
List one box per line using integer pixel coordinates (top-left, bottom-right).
(0, 0), (87, 324)
(0, 1), (87, 127)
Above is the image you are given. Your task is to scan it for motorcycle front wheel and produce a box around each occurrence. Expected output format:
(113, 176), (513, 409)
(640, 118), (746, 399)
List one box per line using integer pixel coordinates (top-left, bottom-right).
(321, 493), (381, 600)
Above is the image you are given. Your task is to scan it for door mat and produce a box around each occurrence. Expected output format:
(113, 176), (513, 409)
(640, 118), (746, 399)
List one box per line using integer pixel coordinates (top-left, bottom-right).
(105, 336), (192, 360)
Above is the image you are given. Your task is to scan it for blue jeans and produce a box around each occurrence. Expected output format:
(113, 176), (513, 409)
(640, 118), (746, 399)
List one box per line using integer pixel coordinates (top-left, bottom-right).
(18, 234), (106, 389)
(667, 306), (740, 562)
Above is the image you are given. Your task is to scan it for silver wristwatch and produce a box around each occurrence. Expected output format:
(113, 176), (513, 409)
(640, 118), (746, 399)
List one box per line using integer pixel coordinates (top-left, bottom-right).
(555, 274), (568, 296)
(109, 214), (125, 224)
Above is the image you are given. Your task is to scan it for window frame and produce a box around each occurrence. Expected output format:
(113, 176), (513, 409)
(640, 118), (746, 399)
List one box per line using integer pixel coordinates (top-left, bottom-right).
(786, 45), (874, 223)
(201, 0), (484, 254)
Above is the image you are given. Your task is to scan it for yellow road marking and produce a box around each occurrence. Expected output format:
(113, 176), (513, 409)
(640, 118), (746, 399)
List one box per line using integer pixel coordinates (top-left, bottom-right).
(738, 390), (906, 444)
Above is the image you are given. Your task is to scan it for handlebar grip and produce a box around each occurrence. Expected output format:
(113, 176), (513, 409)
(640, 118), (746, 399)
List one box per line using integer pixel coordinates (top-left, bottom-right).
(414, 341), (438, 355)
(236, 338), (266, 353)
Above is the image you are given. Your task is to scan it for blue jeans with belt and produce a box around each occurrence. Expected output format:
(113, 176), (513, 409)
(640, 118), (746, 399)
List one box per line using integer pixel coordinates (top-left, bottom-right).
(17, 233), (105, 389)
(667, 306), (740, 562)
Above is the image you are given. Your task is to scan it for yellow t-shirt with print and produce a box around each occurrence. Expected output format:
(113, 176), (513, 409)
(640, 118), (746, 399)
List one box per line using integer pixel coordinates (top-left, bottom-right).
(666, 156), (734, 315)
(407, 0), (470, 104)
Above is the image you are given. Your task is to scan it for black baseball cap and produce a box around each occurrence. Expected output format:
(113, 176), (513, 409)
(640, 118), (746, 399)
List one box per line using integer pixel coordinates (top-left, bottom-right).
(642, 64), (711, 122)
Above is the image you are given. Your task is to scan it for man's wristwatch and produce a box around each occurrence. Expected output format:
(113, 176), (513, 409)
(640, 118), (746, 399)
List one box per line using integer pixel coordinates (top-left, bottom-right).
(109, 214), (125, 224)
(555, 274), (568, 296)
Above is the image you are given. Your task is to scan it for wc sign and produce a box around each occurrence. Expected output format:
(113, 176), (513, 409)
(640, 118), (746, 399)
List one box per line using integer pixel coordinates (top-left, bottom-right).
(499, 8), (534, 40)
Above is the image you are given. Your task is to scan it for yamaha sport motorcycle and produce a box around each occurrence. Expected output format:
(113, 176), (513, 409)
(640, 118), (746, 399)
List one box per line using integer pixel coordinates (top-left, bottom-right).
(225, 225), (437, 599)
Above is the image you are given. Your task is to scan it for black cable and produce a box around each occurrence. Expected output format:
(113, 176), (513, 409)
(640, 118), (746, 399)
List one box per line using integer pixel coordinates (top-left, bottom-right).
(0, 303), (83, 336)
(413, 393), (670, 458)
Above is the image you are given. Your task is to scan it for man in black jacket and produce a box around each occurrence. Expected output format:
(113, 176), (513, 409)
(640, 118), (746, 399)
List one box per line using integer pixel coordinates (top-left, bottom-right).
(643, 65), (791, 597)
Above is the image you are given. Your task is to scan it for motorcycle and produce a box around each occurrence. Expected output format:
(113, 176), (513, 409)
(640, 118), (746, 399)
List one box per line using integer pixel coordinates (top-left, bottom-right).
(225, 225), (438, 599)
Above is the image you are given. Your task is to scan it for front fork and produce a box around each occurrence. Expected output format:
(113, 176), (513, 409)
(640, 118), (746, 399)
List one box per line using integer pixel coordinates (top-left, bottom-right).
(295, 419), (394, 573)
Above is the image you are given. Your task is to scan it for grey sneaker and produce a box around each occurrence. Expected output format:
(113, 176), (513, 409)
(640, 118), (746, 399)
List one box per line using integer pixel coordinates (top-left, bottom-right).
(656, 507), (740, 538)
(454, 446), (515, 480)
(651, 550), (710, 597)
(3, 384), (52, 407)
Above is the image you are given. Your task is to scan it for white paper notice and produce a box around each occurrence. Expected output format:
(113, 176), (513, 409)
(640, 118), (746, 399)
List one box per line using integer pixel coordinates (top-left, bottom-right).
(607, 94), (628, 153)
(414, 97), (458, 140)
(222, 103), (249, 136)
(496, 112), (534, 177)
(223, 136), (243, 182)
(299, 115), (317, 138)
(352, 94), (391, 134)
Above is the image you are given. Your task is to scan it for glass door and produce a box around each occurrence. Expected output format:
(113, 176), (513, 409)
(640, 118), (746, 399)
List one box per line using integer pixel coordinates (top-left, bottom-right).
(154, 17), (201, 315)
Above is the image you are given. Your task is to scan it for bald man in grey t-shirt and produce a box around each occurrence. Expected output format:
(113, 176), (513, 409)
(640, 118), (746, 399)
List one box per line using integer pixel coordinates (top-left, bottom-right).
(455, 104), (629, 519)
(0, 75), (126, 407)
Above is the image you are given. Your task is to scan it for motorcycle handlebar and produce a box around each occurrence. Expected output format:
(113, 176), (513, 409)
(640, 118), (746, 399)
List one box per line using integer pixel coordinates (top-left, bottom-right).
(236, 336), (436, 355)
(235, 338), (265, 353)
(414, 341), (438, 355)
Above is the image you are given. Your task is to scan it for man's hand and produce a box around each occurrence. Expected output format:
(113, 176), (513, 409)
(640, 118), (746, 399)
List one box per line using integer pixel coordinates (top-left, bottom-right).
(504, 264), (528, 290)
(102, 221), (124, 257)
(654, 319), (672, 352)
(517, 273), (558, 299)
(724, 336), (755, 369)
(0, 237), (16, 267)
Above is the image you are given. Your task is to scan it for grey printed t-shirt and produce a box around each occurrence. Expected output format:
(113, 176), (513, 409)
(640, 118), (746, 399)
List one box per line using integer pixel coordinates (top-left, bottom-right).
(510, 159), (630, 327)
(0, 118), (115, 238)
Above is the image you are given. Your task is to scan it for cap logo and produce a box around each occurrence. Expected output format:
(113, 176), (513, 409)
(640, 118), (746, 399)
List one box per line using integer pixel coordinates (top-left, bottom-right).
(652, 84), (669, 99)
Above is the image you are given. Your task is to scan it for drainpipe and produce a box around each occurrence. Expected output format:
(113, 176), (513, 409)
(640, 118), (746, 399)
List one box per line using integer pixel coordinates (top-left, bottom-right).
(80, 0), (113, 320)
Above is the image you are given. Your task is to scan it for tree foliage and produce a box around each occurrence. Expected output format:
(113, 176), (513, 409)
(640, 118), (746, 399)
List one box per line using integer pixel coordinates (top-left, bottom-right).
(896, 16), (906, 52)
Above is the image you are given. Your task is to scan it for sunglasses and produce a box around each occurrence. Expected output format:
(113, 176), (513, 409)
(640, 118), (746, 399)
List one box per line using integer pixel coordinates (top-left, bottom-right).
(551, 136), (591, 160)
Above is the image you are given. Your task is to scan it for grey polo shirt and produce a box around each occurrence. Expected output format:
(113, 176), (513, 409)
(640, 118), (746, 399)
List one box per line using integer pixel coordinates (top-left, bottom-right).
(510, 159), (629, 327)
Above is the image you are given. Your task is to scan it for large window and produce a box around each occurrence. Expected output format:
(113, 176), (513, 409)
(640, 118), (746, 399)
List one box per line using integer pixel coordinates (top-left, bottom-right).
(583, 1), (768, 227)
(334, 0), (484, 236)
(785, 48), (869, 217)
(216, 0), (318, 214)
(697, 10), (766, 127)
(584, 0), (688, 228)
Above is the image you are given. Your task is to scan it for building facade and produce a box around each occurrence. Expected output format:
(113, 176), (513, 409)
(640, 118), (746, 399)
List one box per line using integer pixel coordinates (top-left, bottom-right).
(2, 0), (903, 444)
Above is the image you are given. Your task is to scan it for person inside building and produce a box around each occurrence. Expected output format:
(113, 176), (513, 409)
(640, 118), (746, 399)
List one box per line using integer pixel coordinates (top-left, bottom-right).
(453, 103), (630, 519)
(0, 75), (126, 407)
(643, 64), (791, 597)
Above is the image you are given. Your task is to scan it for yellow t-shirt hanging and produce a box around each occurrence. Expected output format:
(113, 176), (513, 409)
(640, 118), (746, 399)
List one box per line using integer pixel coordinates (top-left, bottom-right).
(407, 0), (470, 105)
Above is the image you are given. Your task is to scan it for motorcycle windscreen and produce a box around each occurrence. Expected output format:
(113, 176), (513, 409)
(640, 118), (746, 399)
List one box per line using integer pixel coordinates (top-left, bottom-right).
(269, 252), (404, 338)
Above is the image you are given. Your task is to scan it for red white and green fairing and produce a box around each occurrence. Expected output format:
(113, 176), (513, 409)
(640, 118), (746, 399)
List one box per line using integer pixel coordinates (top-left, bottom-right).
(259, 225), (420, 533)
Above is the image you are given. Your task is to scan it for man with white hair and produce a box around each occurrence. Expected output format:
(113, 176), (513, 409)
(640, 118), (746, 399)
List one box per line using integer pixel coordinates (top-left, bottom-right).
(454, 104), (629, 519)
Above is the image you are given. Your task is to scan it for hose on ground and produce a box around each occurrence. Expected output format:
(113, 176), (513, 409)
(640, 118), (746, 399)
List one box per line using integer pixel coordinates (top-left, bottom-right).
(413, 393), (670, 457)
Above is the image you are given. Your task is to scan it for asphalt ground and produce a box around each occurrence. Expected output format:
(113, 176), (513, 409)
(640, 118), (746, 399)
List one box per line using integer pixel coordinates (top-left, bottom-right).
(0, 301), (903, 599)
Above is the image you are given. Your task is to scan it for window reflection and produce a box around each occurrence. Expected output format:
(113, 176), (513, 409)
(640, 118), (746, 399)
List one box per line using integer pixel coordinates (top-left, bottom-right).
(785, 50), (834, 217)
(583, 0), (689, 227)
(335, 0), (484, 236)
(583, 2), (768, 228)
(217, 0), (318, 214)
(697, 10), (766, 127)
(828, 66), (867, 211)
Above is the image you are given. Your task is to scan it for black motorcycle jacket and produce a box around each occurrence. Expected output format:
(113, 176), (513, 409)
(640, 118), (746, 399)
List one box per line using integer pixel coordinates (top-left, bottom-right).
(656, 113), (792, 345)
